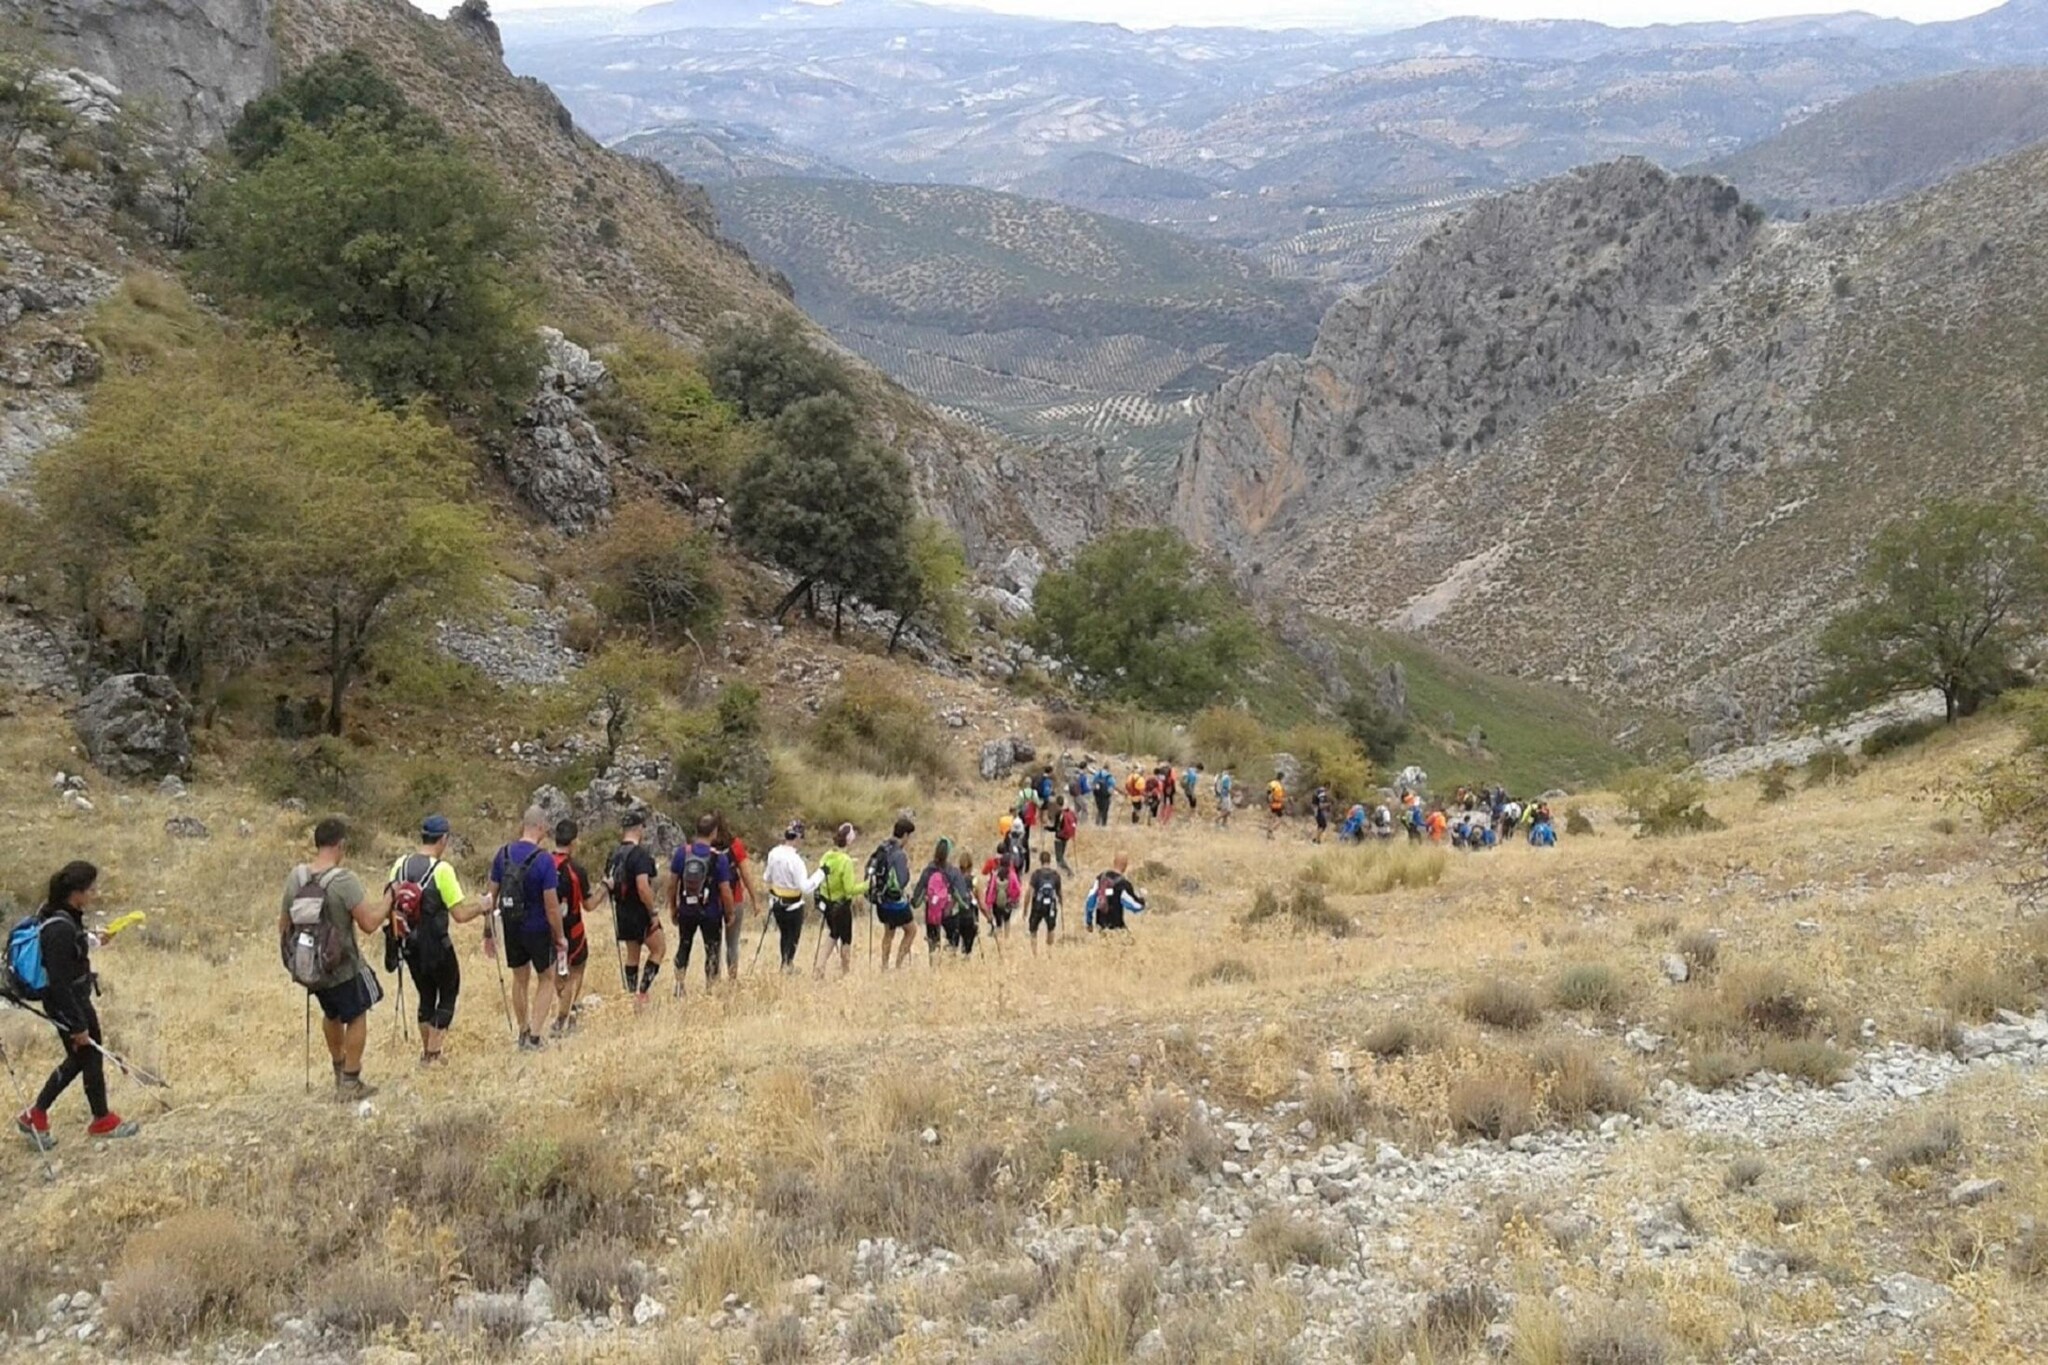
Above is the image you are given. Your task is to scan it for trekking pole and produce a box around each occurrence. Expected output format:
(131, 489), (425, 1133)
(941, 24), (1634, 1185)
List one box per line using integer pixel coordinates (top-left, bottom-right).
(750, 912), (772, 969)
(90, 1040), (170, 1091)
(482, 920), (517, 1040)
(303, 993), (312, 1093)
(0, 1033), (57, 1181)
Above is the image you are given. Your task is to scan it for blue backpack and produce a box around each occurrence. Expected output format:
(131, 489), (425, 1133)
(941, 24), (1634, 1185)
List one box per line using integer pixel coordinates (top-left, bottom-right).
(4, 915), (48, 1001)
(1092, 770), (1112, 796)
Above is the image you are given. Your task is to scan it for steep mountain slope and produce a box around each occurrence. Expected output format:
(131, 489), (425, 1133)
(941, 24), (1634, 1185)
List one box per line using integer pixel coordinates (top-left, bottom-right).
(1177, 149), (2048, 740)
(612, 120), (863, 183)
(711, 177), (1323, 470)
(1702, 67), (2048, 216)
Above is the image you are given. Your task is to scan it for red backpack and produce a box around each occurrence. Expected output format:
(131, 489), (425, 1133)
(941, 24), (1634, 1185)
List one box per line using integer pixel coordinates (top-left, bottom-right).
(1058, 807), (1077, 841)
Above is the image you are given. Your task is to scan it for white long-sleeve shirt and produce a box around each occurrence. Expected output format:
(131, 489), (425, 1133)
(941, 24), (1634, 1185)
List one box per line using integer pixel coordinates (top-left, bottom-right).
(763, 843), (825, 904)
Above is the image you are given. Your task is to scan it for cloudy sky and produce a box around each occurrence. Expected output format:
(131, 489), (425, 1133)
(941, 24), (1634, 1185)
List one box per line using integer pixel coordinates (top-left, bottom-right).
(485, 0), (2003, 29)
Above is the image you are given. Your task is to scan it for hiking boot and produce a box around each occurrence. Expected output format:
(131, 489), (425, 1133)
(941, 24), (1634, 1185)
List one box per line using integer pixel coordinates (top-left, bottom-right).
(86, 1113), (138, 1139)
(549, 1016), (577, 1039)
(335, 1075), (377, 1101)
(517, 1032), (546, 1053)
(15, 1109), (55, 1150)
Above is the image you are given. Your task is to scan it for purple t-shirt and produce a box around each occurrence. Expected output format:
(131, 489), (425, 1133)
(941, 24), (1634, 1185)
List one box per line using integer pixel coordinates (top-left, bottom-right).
(491, 839), (561, 934)
(670, 841), (732, 919)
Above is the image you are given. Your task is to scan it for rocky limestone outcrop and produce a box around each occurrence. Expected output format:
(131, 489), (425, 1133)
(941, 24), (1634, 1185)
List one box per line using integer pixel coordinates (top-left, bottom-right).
(73, 673), (193, 780)
(502, 328), (615, 534)
(0, 0), (278, 142)
(1176, 159), (1762, 584)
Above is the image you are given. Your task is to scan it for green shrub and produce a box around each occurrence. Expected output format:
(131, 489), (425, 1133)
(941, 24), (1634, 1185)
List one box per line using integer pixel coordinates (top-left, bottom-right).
(1880, 1117), (1962, 1175)
(1190, 706), (1270, 773)
(586, 330), (755, 495)
(1283, 723), (1374, 806)
(1242, 878), (1353, 938)
(1862, 717), (1942, 758)
(1564, 805), (1595, 837)
(808, 680), (956, 783)
(1802, 743), (1862, 789)
(1552, 962), (1628, 1014)
(1757, 1038), (1852, 1085)
(1458, 977), (1543, 1031)
(583, 499), (724, 639)
(1616, 769), (1723, 837)
(1758, 764), (1794, 803)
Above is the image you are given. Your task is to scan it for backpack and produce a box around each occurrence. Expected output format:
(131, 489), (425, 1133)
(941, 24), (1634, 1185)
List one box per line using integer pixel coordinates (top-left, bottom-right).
(495, 847), (547, 932)
(924, 868), (953, 926)
(1092, 771), (1112, 796)
(865, 843), (903, 906)
(606, 843), (638, 906)
(386, 855), (445, 951)
(983, 865), (1018, 913)
(676, 845), (716, 919)
(283, 866), (348, 988)
(1032, 875), (1059, 917)
(1058, 807), (1077, 841)
(3, 914), (48, 1001)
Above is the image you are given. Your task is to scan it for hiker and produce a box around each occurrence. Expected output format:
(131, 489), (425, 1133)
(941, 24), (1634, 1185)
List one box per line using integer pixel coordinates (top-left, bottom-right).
(1311, 785), (1334, 843)
(487, 806), (566, 1053)
(1027, 850), (1061, 955)
(605, 810), (665, 1004)
(911, 837), (962, 958)
(1182, 764), (1200, 815)
(979, 843), (1021, 934)
(1373, 803), (1394, 839)
(763, 821), (825, 972)
(1090, 854), (1145, 933)
(1036, 766), (1056, 810)
(816, 824), (861, 978)
(712, 813), (757, 981)
(1158, 764), (1176, 823)
(386, 815), (482, 1065)
(1126, 769), (1145, 824)
(1426, 806), (1449, 843)
(1017, 788), (1038, 861)
(549, 819), (602, 1034)
(1216, 769), (1235, 827)
(281, 818), (389, 1096)
(670, 814), (735, 991)
(869, 816), (917, 969)
(954, 844), (983, 956)
(1053, 797), (1078, 873)
(1069, 762), (1092, 810)
(1092, 765), (1114, 827)
(1265, 772), (1288, 839)
(13, 861), (139, 1144)
(1340, 804), (1367, 843)
(1529, 817), (1558, 848)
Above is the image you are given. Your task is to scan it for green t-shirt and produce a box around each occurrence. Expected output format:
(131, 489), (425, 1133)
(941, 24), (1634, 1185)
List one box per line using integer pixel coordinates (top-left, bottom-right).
(282, 865), (369, 990)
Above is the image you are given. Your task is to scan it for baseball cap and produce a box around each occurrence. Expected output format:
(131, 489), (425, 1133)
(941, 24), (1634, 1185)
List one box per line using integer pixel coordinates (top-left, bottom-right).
(421, 814), (451, 840)
(621, 809), (648, 830)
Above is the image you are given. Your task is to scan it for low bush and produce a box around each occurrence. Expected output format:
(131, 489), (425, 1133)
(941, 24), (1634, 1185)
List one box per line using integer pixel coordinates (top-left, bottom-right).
(1729, 965), (1820, 1038)
(1242, 879), (1353, 938)
(1938, 958), (2032, 1022)
(1448, 1070), (1538, 1141)
(1723, 1156), (1767, 1192)
(1422, 1284), (1503, 1353)
(1563, 1314), (1668, 1365)
(1758, 764), (1794, 803)
(1458, 977), (1544, 1031)
(676, 1218), (782, 1317)
(1881, 1117), (1963, 1176)
(1757, 1038), (1852, 1085)
(1802, 743), (1861, 789)
(543, 1233), (644, 1313)
(1243, 1210), (1347, 1270)
(1565, 806), (1595, 837)
(1616, 769), (1722, 837)
(808, 680), (956, 783)
(1688, 1049), (1756, 1090)
(1302, 1080), (1367, 1138)
(1190, 705), (1271, 774)
(106, 1210), (281, 1343)
(1910, 1013), (1966, 1057)
(753, 1312), (807, 1364)
(1362, 1016), (1439, 1059)
(1676, 929), (1720, 978)
(1862, 717), (1941, 758)
(1304, 846), (1448, 895)
(1534, 1043), (1640, 1122)
(307, 1258), (420, 1339)
(1552, 962), (1628, 1014)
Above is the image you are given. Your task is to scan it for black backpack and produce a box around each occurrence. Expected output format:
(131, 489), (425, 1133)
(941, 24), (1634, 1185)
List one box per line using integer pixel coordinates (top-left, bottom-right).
(496, 847), (546, 930)
(1032, 875), (1059, 916)
(865, 842), (903, 905)
(675, 844), (716, 919)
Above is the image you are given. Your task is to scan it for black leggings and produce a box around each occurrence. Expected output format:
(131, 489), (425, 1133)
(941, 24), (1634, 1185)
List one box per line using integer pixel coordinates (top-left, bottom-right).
(406, 942), (461, 1031)
(770, 898), (804, 968)
(35, 1005), (108, 1120)
(675, 917), (723, 980)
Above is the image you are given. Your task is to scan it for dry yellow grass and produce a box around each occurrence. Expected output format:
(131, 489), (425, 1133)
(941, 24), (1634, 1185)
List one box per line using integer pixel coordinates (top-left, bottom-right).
(0, 700), (2044, 1359)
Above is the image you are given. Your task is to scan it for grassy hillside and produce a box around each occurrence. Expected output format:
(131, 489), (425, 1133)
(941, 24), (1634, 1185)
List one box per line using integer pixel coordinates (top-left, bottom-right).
(1703, 66), (2048, 215)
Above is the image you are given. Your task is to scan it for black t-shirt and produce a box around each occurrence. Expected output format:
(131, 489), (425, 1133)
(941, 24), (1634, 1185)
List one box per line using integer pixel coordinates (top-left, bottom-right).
(608, 842), (658, 915)
(1029, 868), (1062, 905)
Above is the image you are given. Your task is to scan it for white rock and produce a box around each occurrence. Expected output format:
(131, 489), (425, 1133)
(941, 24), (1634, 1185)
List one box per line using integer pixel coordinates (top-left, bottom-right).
(1660, 954), (1689, 984)
(920, 1126), (939, 1146)
(1950, 1178), (2005, 1207)
(523, 1276), (555, 1323)
(631, 1294), (666, 1327)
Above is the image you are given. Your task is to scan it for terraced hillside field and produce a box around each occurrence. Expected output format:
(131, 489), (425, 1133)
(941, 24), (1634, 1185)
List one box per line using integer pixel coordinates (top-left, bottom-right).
(709, 178), (1324, 466)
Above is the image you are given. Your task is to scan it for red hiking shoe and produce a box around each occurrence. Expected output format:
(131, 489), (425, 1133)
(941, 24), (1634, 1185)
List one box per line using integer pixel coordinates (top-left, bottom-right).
(87, 1113), (139, 1139)
(15, 1108), (55, 1150)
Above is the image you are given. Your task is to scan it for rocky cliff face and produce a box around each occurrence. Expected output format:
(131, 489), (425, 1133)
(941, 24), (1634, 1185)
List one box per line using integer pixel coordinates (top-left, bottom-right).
(1, 0), (276, 140)
(1178, 148), (2048, 738)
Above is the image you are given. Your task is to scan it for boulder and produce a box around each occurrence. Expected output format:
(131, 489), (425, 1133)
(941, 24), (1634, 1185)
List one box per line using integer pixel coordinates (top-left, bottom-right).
(163, 815), (209, 840)
(995, 545), (1045, 601)
(504, 330), (614, 534)
(74, 674), (192, 780)
(529, 784), (575, 831)
(1008, 736), (1037, 765)
(978, 739), (1016, 782)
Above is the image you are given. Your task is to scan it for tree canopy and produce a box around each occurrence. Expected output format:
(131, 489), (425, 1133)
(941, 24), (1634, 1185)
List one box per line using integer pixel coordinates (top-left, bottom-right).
(705, 314), (854, 423)
(24, 331), (490, 730)
(1029, 529), (1258, 711)
(197, 108), (535, 408)
(226, 48), (441, 168)
(1813, 498), (2048, 723)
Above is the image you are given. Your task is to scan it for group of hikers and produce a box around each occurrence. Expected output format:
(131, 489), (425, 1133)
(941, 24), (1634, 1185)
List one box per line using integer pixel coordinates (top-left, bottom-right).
(4, 752), (1557, 1135)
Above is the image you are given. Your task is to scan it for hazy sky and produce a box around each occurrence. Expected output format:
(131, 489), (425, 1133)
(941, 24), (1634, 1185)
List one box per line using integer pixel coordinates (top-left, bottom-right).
(485, 0), (2004, 29)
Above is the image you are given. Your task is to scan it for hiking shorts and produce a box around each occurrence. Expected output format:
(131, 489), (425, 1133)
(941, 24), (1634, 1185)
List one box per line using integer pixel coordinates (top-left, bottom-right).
(614, 899), (654, 944)
(1030, 900), (1058, 933)
(822, 900), (854, 946)
(501, 917), (553, 973)
(877, 903), (912, 930)
(313, 962), (383, 1024)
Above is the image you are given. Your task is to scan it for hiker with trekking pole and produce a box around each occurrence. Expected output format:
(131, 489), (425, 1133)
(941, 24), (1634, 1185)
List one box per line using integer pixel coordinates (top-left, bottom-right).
(384, 815), (485, 1067)
(763, 820), (824, 973)
(485, 806), (566, 1054)
(281, 818), (392, 1098)
(815, 823), (860, 979)
(604, 810), (664, 1007)
(9, 861), (143, 1148)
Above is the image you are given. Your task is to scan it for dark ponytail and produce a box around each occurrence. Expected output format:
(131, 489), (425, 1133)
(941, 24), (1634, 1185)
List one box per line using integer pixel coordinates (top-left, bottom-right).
(46, 860), (97, 911)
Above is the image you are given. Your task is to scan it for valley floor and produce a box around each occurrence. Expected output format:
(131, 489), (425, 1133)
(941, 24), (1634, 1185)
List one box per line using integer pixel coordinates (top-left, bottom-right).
(1, 707), (2045, 1363)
